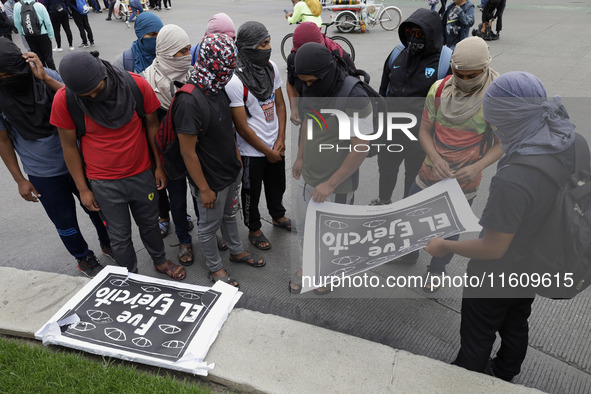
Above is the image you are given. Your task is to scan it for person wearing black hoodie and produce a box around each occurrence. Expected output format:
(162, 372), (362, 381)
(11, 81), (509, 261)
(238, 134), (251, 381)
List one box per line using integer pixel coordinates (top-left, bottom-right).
(372, 10), (452, 259)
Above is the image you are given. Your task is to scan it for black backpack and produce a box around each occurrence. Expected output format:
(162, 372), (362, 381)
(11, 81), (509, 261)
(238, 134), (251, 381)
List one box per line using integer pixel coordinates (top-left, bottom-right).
(507, 133), (591, 299)
(155, 83), (210, 180)
(65, 71), (145, 140)
(334, 75), (388, 158)
(20, 1), (42, 36)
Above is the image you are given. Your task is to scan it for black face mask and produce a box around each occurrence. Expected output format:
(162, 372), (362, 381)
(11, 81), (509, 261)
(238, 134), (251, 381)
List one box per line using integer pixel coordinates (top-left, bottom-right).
(0, 74), (30, 94)
(83, 78), (111, 103)
(242, 48), (272, 67)
(407, 36), (426, 56)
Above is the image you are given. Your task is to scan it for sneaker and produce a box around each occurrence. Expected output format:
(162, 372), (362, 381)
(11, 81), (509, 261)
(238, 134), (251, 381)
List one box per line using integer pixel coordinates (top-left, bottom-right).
(165, 6), (170, 9)
(69, 46), (75, 51)
(90, 42), (95, 46)
(105, 17), (112, 20)
(53, 47), (63, 52)
(100, 243), (115, 261)
(125, 21), (131, 28)
(369, 198), (391, 206)
(79, 43), (89, 48)
(77, 252), (104, 277)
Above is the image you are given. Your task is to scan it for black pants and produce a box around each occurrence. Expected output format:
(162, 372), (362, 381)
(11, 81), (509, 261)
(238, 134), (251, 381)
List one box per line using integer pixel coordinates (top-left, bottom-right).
(72, 12), (93, 45)
(376, 136), (425, 201)
(24, 34), (56, 69)
(50, 10), (73, 48)
(162, 0), (171, 7)
(453, 297), (535, 381)
(241, 156), (287, 231)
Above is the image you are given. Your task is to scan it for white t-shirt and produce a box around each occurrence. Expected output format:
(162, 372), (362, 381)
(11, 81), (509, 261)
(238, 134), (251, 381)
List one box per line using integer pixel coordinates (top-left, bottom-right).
(225, 60), (283, 157)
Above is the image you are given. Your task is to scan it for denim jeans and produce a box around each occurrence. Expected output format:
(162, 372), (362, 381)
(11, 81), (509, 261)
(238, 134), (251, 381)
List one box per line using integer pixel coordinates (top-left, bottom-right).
(409, 181), (474, 273)
(28, 173), (110, 260)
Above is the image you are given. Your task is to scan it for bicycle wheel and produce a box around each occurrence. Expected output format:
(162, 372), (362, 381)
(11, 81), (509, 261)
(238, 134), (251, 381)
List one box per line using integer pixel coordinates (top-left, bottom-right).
(330, 36), (355, 62)
(280, 33), (294, 63)
(119, 4), (128, 20)
(335, 11), (358, 34)
(379, 6), (402, 31)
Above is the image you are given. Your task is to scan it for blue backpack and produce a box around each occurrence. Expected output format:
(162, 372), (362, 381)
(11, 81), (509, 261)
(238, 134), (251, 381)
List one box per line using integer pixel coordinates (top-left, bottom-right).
(75, 0), (90, 15)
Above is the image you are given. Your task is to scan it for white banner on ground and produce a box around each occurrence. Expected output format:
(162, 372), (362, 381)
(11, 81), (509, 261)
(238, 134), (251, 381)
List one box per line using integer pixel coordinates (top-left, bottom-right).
(302, 179), (481, 293)
(35, 266), (242, 375)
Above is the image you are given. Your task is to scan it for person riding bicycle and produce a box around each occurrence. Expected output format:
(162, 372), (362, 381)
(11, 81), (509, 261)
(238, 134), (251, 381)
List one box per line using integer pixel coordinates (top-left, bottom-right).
(285, 0), (323, 28)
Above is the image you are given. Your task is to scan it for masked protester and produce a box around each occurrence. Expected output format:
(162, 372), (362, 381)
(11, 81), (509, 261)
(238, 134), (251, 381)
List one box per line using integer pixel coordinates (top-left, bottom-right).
(173, 34), (267, 288)
(371, 10), (452, 260)
(285, 21), (356, 126)
(224, 21), (290, 252)
(425, 71), (578, 382)
(0, 38), (112, 277)
(143, 24), (197, 266)
(50, 51), (186, 281)
(290, 42), (372, 294)
(408, 36), (502, 292)
(113, 11), (163, 73)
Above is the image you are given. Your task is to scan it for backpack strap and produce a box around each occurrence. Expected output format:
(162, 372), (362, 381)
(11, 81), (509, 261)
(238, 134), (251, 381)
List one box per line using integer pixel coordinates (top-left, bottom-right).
(437, 46), (453, 80)
(122, 48), (135, 72)
(122, 71), (145, 119)
(385, 43), (405, 96)
(65, 88), (86, 139)
(434, 75), (452, 113)
(388, 43), (405, 69)
(190, 43), (199, 67)
(242, 84), (252, 118)
(334, 76), (362, 111)
(574, 132), (591, 172)
(175, 84), (211, 138)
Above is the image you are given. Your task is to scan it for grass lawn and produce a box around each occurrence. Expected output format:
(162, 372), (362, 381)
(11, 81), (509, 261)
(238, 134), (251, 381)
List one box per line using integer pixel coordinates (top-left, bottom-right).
(0, 336), (224, 393)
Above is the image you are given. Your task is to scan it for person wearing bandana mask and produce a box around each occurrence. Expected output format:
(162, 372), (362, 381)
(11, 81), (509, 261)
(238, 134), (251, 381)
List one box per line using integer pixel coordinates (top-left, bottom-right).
(144, 24), (197, 267)
(0, 38), (112, 277)
(410, 36), (502, 292)
(224, 21), (290, 251)
(425, 72), (578, 382)
(113, 12), (163, 73)
(173, 34), (266, 288)
(50, 51), (186, 281)
(372, 10), (453, 260)
(290, 42), (372, 294)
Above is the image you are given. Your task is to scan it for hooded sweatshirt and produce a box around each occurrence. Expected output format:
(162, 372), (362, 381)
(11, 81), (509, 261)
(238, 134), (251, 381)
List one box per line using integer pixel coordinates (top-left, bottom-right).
(379, 9), (447, 99)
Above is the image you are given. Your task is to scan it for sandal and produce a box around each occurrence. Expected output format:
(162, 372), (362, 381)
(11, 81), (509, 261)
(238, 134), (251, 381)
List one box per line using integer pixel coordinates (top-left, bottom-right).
(248, 232), (271, 250)
(208, 269), (239, 287)
(217, 235), (228, 251)
(154, 260), (186, 281)
(230, 252), (266, 267)
(158, 220), (170, 238)
(289, 281), (302, 294)
(178, 244), (194, 266)
(186, 215), (194, 232)
(272, 217), (292, 231)
(423, 268), (443, 293)
(313, 286), (332, 295)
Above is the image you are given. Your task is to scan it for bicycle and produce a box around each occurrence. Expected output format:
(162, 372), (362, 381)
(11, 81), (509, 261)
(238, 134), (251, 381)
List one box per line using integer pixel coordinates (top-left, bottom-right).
(324, 0), (402, 34)
(113, 0), (149, 22)
(280, 22), (355, 63)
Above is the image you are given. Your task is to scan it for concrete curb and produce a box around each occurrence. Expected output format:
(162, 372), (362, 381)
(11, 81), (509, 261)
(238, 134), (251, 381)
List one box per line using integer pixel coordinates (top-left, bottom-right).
(0, 267), (540, 393)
